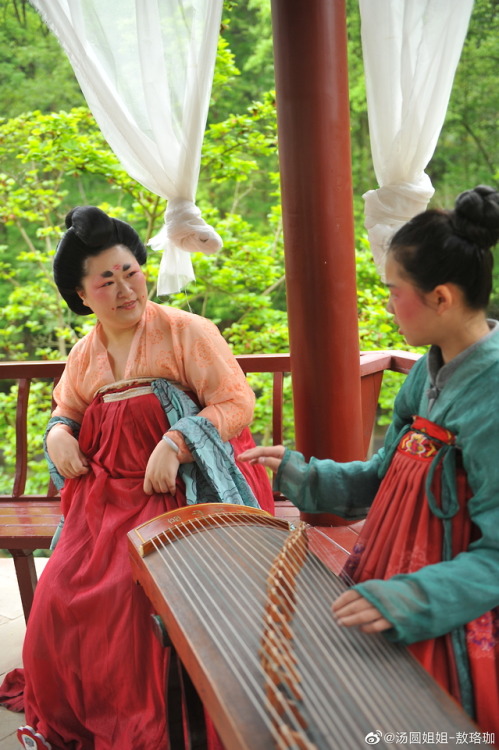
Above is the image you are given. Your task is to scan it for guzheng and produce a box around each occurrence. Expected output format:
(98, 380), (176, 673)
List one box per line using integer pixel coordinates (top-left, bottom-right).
(127, 503), (492, 750)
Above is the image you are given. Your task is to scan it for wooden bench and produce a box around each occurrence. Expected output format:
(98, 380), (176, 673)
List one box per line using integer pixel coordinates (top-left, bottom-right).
(0, 350), (419, 622)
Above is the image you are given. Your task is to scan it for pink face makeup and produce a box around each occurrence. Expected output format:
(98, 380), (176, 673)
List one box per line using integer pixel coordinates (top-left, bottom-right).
(79, 246), (148, 335)
(93, 264), (135, 290)
(385, 255), (439, 347)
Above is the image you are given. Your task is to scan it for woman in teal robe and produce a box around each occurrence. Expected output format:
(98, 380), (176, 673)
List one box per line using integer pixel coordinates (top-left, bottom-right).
(241, 185), (499, 742)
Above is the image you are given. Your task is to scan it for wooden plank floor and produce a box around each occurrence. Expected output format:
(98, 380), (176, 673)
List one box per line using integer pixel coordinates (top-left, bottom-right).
(0, 557), (48, 750)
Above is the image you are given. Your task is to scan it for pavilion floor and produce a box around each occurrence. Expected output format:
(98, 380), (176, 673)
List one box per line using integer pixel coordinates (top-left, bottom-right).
(0, 557), (50, 750)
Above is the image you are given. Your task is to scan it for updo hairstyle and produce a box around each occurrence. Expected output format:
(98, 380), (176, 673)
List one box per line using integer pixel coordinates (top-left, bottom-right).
(53, 206), (147, 315)
(389, 185), (499, 310)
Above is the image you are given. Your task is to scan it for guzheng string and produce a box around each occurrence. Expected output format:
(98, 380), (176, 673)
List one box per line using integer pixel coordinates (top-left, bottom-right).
(284, 527), (448, 716)
(146, 512), (478, 749)
(153, 515), (430, 737)
(245, 523), (441, 724)
(150, 515), (313, 747)
(154, 513), (381, 746)
(148, 513), (391, 749)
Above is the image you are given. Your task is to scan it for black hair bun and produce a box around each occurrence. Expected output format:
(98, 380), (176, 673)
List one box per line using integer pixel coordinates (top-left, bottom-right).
(64, 206), (147, 262)
(65, 206), (116, 246)
(453, 185), (499, 250)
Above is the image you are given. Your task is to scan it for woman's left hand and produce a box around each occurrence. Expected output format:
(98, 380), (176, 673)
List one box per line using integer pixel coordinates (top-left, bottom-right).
(332, 589), (393, 634)
(144, 439), (180, 496)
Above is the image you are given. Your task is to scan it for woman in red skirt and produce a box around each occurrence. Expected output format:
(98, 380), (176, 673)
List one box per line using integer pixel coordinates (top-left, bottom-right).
(241, 185), (499, 742)
(0, 206), (273, 749)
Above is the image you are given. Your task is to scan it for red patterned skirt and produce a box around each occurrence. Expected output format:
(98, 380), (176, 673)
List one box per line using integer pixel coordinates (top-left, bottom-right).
(0, 384), (274, 749)
(344, 416), (499, 740)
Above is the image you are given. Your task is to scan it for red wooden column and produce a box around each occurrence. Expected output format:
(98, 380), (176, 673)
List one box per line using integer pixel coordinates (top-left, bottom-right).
(270, 0), (364, 475)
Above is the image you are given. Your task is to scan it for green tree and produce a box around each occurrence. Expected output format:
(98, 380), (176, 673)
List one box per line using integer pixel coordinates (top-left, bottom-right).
(430, 0), (499, 203)
(1, 0), (498, 493)
(0, 0), (85, 115)
(213, 0), (275, 122)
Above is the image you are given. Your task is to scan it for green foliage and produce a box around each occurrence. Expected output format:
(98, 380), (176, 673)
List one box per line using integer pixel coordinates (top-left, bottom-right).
(430, 0), (499, 202)
(1, 0), (498, 492)
(432, 0), (499, 316)
(346, 0), (375, 208)
(0, 379), (53, 494)
(201, 91), (279, 229)
(0, 0), (85, 116)
(215, 0), (275, 121)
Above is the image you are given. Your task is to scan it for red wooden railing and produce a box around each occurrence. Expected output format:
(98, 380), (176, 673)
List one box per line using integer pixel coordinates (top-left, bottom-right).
(0, 351), (420, 621)
(0, 351), (419, 502)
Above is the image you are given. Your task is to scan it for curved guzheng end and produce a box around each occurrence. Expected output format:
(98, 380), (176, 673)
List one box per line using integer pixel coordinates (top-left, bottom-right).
(127, 504), (493, 750)
(129, 502), (288, 557)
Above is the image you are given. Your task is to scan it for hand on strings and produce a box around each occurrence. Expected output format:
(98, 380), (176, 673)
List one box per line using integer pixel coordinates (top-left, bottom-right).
(144, 439), (180, 496)
(238, 445), (286, 474)
(332, 589), (393, 634)
(46, 424), (89, 479)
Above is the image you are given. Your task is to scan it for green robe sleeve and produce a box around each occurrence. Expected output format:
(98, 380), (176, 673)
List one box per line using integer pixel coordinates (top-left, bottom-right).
(275, 448), (382, 520)
(274, 357), (425, 519)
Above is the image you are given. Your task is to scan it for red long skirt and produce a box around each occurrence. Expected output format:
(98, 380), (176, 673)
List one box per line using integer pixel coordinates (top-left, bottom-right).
(344, 417), (499, 741)
(1, 386), (274, 749)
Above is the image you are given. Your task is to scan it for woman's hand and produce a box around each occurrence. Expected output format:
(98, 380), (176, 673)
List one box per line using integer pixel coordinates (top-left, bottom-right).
(144, 439), (180, 496)
(332, 589), (393, 634)
(238, 445), (286, 473)
(46, 424), (89, 479)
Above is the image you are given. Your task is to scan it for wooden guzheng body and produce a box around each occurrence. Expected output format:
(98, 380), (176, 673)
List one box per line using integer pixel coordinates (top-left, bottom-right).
(127, 504), (491, 750)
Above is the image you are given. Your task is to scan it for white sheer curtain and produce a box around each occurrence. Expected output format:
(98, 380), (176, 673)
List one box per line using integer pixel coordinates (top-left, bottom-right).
(31, 0), (223, 294)
(359, 0), (474, 273)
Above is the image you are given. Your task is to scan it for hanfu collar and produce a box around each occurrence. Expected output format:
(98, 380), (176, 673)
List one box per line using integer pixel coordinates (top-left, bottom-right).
(426, 319), (499, 412)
